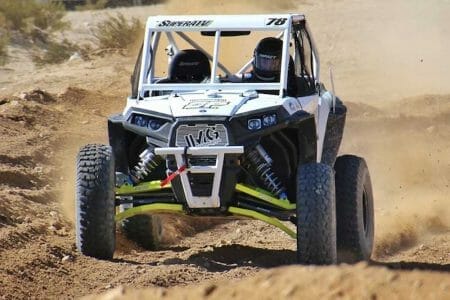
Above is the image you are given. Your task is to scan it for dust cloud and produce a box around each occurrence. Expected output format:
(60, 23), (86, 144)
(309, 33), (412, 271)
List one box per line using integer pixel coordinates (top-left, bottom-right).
(60, 156), (76, 224)
(303, 0), (450, 103)
(342, 96), (450, 257)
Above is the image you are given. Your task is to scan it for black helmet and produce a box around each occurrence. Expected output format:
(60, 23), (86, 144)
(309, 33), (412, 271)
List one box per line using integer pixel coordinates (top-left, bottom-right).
(253, 37), (283, 81)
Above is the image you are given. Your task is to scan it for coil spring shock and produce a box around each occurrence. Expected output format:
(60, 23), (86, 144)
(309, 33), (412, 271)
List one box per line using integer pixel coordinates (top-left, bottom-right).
(130, 148), (162, 184)
(244, 145), (287, 199)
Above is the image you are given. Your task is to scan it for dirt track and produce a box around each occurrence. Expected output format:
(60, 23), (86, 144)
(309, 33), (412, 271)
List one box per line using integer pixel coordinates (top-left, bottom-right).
(0, 1), (449, 299)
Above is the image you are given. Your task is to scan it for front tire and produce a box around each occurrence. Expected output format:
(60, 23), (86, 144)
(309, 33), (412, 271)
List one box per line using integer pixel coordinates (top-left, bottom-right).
(296, 162), (337, 265)
(335, 155), (374, 263)
(76, 144), (116, 260)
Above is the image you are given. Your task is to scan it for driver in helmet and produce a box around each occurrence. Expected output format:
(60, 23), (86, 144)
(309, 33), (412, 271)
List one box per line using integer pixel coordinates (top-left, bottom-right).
(253, 37), (283, 81)
(250, 37), (297, 96)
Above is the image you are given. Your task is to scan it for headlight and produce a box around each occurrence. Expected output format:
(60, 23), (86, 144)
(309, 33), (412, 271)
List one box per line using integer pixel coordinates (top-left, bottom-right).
(262, 113), (277, 127)
(248, 118), (262, 131)
(247, 113), (277, 131)
(148, 119), (162, 130)
(134, 115), (148, 127)
(130, 114), (165, 130)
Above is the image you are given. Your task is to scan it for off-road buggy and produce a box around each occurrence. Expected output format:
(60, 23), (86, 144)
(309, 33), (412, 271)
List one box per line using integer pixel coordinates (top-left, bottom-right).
(75, 14), (374, 264)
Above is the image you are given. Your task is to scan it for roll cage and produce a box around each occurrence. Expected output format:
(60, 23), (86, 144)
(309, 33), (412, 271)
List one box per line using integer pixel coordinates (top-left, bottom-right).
(133, 14), (320, 99)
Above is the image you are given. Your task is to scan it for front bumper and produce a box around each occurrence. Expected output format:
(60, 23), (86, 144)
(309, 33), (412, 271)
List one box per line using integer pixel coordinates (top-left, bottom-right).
(155, 146), (244, 208)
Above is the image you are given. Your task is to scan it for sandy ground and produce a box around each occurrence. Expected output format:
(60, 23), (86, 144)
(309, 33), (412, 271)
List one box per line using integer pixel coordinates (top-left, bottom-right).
(0, 0), (449, 299)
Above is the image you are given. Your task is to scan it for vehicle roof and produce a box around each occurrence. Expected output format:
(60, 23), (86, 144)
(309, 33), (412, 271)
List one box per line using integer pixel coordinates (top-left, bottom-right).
(146, 14), (305, 31)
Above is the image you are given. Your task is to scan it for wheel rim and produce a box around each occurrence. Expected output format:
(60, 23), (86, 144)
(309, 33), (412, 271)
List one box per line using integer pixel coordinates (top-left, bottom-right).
(362, 188), (369, 237)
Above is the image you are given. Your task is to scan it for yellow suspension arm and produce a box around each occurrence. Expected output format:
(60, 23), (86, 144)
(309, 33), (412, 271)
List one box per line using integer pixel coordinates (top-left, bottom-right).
(114, 203), (184, 222)
(228, 206), (296, 239)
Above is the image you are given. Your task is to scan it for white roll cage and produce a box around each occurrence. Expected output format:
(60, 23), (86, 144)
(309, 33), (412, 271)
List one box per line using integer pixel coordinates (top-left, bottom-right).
(137, 14), (320, 99)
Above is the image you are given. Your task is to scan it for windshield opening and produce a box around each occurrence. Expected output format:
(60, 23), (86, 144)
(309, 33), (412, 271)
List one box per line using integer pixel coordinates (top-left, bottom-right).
(141, 29), (289, 97)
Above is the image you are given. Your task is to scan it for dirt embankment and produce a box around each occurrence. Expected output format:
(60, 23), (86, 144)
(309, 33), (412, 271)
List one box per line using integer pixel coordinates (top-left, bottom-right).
(85, 263), (450, 300)
(0, 0), (449, 299)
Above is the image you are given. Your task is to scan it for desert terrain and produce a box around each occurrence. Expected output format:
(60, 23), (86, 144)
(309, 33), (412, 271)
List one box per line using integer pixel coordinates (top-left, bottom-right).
(0, 0), (449, 299)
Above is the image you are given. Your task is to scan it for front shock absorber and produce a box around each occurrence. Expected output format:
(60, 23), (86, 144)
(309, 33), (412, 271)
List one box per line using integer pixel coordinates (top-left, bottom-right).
(244, 145), (287, 199)
(130, 148), (162, 184)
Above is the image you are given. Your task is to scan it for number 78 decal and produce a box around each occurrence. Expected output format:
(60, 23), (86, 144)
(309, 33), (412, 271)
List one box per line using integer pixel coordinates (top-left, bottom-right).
(266, 18), (288, 26)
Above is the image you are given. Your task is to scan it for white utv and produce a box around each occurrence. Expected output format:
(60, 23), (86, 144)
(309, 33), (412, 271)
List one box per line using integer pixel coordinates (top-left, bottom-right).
(75, 14), (374, 264)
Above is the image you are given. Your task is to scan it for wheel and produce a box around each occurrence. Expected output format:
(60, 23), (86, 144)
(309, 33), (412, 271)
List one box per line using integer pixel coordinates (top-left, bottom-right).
(76, 144), (116, 260)
(296, 162), (337, 265)
(335, 155), (374, 263)
(121, 214), (162, 250)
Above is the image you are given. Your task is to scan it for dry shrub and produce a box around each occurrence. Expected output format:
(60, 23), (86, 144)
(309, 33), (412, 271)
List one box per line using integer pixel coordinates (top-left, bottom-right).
(0, 0), (75, 65)
(32, 39), (79, 65)
(0, 0), (34, 32)
(93, 13), (143, 50)
(0, 0), (68, 34)
(31, 1), (69, 33)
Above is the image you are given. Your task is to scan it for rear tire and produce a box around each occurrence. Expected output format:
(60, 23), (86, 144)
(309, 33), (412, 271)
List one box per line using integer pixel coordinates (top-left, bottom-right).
(76, 144), (116, 260)
(121, 214), (162, 250)
(296, 162), (337, 265)
(335, 155), (374, 263)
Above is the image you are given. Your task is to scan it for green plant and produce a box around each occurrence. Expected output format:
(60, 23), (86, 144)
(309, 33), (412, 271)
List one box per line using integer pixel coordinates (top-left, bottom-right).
(93, 13), (142, 50)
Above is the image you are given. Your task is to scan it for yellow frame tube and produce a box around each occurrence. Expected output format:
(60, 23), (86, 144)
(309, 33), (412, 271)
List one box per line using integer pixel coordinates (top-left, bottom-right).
(114, 203), (184, 222)
(235, 183), (296, 210)
(115, 180), (171, 195)
(116, 182), (295, 211)
(115, 182), (296, 239)
(228, 206), (296, 239)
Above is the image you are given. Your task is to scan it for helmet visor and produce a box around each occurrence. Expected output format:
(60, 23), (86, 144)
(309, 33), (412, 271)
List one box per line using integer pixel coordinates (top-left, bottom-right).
(255, 54), (281, 72)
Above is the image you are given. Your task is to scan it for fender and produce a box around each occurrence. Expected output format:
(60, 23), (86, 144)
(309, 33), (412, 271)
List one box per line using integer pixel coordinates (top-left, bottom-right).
(316, 91), (333, 162)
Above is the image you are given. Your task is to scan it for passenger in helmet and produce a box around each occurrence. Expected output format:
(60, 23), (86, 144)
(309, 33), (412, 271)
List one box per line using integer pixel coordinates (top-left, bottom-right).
(251, 37), (298, 96)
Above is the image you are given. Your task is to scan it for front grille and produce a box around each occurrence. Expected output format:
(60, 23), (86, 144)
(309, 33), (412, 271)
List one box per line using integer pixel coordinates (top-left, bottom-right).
(176, 124), (228, 147)
(188, 155), (217, 166)
(188, 173), (214, 197)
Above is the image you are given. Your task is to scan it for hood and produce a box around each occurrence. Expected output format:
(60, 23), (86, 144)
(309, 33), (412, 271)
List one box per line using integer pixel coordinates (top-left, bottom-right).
(125, 90), (311, 118)
(169, 91), (246, 117)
